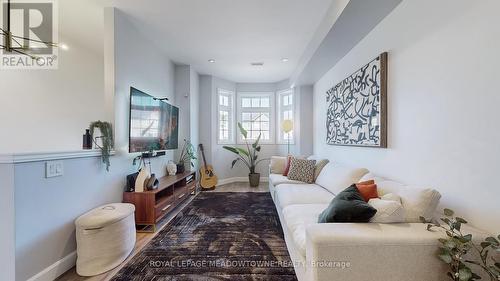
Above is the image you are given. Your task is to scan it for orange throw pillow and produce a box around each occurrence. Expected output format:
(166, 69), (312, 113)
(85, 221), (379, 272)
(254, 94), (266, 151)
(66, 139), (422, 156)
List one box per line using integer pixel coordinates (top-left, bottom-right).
(356, 183), (379, 202)
(358, 180), (375, 185)
(283, 156), (293, 176)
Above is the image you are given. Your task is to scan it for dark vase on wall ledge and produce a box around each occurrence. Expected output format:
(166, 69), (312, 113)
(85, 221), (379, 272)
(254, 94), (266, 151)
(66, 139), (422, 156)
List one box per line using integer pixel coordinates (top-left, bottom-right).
(82, 129), (92, 149)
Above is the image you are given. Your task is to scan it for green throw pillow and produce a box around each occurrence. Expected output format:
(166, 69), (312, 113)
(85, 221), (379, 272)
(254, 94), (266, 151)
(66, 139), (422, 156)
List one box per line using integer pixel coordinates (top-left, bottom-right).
(318, 184), (377, 223)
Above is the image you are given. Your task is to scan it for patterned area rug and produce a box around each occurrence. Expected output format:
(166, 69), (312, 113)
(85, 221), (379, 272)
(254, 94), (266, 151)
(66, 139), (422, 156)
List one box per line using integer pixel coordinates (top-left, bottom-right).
(111, 192), (297, 281)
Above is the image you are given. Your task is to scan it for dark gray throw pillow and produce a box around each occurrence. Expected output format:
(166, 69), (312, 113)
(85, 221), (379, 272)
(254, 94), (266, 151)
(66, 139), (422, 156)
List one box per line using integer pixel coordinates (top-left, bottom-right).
(318, 184), (377, 223)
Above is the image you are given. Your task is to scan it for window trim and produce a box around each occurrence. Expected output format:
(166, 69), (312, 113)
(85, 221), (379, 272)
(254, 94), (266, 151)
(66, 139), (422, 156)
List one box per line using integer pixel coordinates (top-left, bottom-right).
(276, 88), (295, 145)
(216, 88), (235, 145)
(236, 92), (275, 144)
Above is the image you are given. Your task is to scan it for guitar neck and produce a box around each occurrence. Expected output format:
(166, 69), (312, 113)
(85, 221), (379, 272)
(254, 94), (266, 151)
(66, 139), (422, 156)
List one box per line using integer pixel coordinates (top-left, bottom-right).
(199, 144), (209, 169)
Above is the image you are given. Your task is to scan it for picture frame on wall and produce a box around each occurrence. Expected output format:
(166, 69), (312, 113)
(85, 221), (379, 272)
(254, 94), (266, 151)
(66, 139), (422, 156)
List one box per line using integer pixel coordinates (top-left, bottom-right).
(326, 52), (388, 148)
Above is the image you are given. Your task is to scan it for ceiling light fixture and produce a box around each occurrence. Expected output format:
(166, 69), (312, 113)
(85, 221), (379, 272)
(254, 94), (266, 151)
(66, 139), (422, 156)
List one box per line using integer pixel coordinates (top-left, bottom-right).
(208, 59), (216, 63)
(0, 0), (60, 59)
(281, 58), (289, 62)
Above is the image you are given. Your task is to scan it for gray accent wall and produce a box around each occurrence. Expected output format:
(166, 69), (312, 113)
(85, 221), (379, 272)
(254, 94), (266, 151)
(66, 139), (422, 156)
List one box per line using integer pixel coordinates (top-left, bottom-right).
(0, 163), (15, 281)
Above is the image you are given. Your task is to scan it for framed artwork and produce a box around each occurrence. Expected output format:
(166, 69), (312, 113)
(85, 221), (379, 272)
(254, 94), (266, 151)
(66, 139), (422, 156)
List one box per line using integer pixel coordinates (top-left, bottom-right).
(326, 52), (387, 148)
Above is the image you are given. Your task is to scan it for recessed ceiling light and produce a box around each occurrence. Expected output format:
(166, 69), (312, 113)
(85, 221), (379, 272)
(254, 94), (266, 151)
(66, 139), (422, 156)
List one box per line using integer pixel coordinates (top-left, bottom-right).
(208, 59), (216, 63)
(281, 58), (289, 62)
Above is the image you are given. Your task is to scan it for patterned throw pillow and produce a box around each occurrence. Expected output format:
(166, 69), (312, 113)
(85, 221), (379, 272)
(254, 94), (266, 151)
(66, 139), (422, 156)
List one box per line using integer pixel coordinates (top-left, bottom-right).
(287, 158), (316, 183)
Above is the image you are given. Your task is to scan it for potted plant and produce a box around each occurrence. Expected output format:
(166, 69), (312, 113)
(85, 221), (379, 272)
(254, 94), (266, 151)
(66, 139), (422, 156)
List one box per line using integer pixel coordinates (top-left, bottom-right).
(89, 121), (114, 171)
(177, 139), (196, 174)
(420, 209), (499, 281)
(223, 123), (268, 187)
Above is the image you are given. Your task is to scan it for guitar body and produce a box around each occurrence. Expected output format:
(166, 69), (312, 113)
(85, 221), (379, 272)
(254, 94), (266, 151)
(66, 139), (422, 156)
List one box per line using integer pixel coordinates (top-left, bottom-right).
(198, 144), (218, 190)
(199, 165), (218, 189)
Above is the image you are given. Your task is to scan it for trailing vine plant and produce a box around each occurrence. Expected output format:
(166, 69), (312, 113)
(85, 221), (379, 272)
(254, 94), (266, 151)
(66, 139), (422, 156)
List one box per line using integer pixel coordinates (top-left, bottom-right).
(89, 121), (114, 171)
(420, 209), (500, 281)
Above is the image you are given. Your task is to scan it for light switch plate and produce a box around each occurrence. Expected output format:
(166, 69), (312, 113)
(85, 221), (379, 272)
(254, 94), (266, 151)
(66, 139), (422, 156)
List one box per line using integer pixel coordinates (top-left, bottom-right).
(46, 161), (64, 178)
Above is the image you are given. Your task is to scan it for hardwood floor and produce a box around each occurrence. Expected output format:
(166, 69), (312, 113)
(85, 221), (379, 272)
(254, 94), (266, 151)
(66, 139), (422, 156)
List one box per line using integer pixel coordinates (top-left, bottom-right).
(56, 181), (269, 281)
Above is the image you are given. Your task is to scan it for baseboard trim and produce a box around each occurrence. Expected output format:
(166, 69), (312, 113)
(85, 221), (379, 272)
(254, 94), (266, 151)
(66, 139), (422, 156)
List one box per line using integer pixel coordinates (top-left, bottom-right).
(27, 251), (76, 281)
(217, 177), (269, 186)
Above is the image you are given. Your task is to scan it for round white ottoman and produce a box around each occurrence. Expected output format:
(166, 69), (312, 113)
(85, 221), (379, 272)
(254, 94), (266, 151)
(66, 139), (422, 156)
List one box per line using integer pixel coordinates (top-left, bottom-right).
(75, 203), (136, 276)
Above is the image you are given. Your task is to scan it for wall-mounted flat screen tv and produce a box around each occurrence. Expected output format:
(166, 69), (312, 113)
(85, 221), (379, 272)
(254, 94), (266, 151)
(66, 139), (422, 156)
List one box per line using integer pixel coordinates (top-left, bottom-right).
(129, 87), (179, 153)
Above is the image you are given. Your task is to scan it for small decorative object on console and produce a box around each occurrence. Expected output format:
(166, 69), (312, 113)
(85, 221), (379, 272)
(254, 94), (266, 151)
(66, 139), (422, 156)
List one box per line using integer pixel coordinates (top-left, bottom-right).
(167, 161), (177, 176)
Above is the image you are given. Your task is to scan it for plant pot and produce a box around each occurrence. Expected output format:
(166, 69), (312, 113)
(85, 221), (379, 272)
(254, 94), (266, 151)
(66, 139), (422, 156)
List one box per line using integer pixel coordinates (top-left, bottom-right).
(176, 163), (185, 174)
(249, 173), (260, 187)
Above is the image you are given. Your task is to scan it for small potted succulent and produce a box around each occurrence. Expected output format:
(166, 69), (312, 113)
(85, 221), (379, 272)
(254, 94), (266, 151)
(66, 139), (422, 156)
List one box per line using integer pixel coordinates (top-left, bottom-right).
(223, 123), (268, 187)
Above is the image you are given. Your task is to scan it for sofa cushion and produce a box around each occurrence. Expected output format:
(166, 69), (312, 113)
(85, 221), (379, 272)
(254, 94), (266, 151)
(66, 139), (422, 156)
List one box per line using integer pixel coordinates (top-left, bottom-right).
(275, 184), (334, 210)
(315, 163), (369, 194)
(269, 156), (287, 174)
(282, 204), (328, 257)
(359, 173), (441, 222)
(269, 174), (303, 186)
(318, 185), (377, 223)
(368, 198), (405, 223)
(314, 159), (329, 181)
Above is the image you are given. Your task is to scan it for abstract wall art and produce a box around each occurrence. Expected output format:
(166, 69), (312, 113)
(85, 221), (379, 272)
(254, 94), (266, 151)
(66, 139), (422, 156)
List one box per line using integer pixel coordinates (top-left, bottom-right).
(326, 52), (387, 148)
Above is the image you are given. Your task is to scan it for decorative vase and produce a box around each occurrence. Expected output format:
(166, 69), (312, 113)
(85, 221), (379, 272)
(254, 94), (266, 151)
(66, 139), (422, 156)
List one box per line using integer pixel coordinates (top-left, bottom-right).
(167, 161), (177, 176)
(176, 163), (185, 174)
(249, 173), (260, 187)
(135, 168), (150, 192)
(82, 129), (92, 149)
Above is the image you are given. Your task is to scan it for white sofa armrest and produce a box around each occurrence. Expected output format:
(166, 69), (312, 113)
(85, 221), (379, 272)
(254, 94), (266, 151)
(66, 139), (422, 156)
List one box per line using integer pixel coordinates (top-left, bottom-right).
(304, 223), (447, 281)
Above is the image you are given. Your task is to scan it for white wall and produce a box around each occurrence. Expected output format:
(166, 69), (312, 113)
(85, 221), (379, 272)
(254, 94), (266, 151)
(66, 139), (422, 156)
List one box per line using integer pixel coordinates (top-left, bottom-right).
(313, 0), (500, 233)
(190, 69), (200, 168)
(0, 1), (106, 154)
(13, 8), (180, 280)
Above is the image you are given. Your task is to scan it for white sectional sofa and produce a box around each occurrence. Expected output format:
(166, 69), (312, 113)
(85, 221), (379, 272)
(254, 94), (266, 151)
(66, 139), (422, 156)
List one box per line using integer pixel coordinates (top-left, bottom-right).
(269, 158), (489, 281)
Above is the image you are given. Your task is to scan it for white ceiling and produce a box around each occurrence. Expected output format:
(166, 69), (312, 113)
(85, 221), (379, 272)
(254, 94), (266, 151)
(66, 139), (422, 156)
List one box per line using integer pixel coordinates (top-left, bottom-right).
(105, 0), (335, 83)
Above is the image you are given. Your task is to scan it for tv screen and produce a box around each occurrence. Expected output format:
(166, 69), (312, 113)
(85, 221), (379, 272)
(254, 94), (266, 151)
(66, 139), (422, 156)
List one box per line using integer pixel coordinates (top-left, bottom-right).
(129, 87), (179, 153)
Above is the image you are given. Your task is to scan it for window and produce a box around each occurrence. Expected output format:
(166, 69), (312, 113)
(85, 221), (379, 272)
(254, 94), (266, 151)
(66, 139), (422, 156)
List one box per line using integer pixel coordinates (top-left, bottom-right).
(237, 92), (275, 143)
(277, 89), (294, 143)
(217, 89), (235, 144)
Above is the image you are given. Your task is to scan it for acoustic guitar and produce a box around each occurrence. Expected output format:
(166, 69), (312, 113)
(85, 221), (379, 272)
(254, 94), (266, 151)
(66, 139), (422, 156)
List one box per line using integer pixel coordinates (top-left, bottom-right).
(199, 144), (217, 190)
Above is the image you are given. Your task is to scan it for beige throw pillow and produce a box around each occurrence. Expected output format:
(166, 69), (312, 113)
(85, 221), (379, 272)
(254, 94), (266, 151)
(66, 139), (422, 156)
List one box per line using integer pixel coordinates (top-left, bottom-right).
(269, 156), (287, 174)
(314, 159), (329, 181)
(287, 158), (316, 183)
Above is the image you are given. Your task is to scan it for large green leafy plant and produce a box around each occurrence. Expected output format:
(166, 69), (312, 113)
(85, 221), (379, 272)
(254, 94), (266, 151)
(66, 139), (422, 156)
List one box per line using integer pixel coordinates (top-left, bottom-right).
(223, 123), (267, 174)
(89, 121), (114, 171)
(420, 209), (499, 281)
